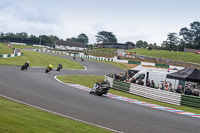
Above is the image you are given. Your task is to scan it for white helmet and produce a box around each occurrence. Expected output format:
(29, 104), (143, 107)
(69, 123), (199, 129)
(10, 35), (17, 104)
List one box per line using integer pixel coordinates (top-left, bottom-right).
(27, 61), (30, 63)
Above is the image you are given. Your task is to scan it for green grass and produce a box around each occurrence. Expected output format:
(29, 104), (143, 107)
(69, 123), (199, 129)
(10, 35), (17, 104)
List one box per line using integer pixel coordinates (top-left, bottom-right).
(57, 75), (200, 114)
(0, 97), (112, 133)
(128, 48), (200, 64)
(12, 44), (41, 49)
(92, 48), (117, 53)
(0, 50), (84, 69)
(0, 43), (13, 54)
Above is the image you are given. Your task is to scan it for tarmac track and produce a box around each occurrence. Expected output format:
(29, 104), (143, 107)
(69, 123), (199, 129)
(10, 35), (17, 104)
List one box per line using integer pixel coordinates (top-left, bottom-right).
(0, 52), (200, 133)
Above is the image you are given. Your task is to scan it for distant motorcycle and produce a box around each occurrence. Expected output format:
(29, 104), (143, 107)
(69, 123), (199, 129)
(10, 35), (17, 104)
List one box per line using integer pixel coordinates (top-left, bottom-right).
(89, 81), (110, 96)
(81, 58), (84, 61)
(57, 64), (62, 71)
(73, 57), (75, 60)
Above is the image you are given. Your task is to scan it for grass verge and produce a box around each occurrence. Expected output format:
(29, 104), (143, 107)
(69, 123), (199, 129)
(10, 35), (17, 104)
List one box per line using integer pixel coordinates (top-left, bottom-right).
(57, 75), (200, 114)
(0, 97), (112, 133)
(128, 48), (200, 64)
(0, 43), (13, 54)
(0, 50), (84, 69)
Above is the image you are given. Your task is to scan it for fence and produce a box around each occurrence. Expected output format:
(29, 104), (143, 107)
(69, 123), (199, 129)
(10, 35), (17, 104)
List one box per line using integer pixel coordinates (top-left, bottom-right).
(129, 84), (181, 105)
(105, 75), (200, 107)
(181, 95), (200, 108)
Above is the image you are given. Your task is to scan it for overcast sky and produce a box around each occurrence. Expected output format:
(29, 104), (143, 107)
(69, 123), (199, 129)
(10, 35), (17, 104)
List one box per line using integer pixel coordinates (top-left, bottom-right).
(0, 0), (199, 45)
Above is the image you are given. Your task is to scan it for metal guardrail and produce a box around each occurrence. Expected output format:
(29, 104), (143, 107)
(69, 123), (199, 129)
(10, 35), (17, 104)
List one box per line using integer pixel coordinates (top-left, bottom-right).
(129, 84), (181, 105)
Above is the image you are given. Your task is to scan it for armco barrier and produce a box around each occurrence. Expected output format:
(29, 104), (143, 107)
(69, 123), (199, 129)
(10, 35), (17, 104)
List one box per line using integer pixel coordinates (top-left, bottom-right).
(113, 81), (130, 93)
(181, 95), (200, 108)
(129, 84), (181, 105)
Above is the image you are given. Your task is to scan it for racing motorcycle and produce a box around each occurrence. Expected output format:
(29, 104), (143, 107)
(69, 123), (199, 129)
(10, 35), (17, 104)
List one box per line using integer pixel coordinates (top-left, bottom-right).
(45, 66), (51, 73)
(57, 65), (62, 71)
(81, 58), (84, 61)
(21, 65), (26, 70)
(89, 81), (110, 96)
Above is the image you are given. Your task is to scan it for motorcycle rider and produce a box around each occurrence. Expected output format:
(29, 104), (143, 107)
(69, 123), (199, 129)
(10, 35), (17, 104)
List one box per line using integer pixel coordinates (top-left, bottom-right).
(81, 58), (84, 61)
(24, 61), (30, 69)
(90, 82), (101, 93)
(57, 64), (62, 70)
(48, 64), (53, 71)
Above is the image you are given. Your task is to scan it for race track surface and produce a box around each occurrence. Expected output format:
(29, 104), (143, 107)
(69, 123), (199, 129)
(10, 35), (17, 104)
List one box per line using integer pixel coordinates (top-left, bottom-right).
(0, 52), (200, 133)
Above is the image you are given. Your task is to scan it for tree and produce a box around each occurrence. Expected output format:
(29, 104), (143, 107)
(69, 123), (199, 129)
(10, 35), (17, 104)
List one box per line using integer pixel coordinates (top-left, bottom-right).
(136, 40), (144, 48)
(166, 32), (179, 50)
(78, 33), (89, 45)
(66, 37), (82, 42)
(179, 21), (200, 49)
(96, 31), (117, 43)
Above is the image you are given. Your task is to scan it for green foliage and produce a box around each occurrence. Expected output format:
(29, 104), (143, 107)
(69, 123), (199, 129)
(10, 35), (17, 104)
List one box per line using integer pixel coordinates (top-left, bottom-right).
(78, 33), (89, 45)
(96, 31), (117, 43)
(0, 97), (111, 133)
(0, 43), (13, 54)
(57, 75), (200, 114)
(0, 50), (84, 69)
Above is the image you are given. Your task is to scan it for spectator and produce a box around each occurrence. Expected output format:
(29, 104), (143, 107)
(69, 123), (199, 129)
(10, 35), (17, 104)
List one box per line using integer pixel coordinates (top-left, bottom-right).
(193, 89), (199, 97)
(160, 83), (165, 90)
(164, 84), (169, 91)
(150, 80), (155, 88)
(146, 79), (150, 87)
(184, 86), (193, 95)
(168, 83), (174, 92)
(130, 78), (136, 83)
(176, 85), (183, 94)
(137, 78), (144, 85)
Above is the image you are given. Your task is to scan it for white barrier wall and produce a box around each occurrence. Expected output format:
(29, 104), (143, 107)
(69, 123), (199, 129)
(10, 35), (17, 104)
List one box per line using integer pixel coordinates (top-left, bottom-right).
(129, 84), (181, 105)
(105, 76), (114, 88)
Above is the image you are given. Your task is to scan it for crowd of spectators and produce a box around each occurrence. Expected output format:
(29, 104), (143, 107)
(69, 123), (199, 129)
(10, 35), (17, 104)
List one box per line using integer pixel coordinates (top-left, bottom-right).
(108, 73), (200, 97)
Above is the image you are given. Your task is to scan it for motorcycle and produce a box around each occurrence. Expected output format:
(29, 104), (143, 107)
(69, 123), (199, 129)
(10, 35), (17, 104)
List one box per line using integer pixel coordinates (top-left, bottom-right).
(81, 58), (84, 61)
(45, 66), (51, 73)
(21, 65), (26, 70)
(57, 66), (62, 71)
(89, 82), (110, 96)
(73, 57), (75, 60)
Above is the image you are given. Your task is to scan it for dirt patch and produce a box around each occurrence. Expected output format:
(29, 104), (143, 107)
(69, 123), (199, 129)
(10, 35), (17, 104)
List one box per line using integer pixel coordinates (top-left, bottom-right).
(121, 63), (138, 68)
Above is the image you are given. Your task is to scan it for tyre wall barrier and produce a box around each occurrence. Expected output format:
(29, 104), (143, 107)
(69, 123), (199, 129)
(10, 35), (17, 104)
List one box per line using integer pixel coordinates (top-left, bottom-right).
(129, 84), (181, 105)
(0, 52), (24, 58)
(181, 95), (200, 108)
(113, 81), (130, 93)
(35, 49), (114, 62)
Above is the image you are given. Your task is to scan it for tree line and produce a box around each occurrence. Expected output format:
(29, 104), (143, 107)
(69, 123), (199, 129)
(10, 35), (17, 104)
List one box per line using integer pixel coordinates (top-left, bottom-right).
(0, 32), (89, 45)
(161, 21), (200, 51)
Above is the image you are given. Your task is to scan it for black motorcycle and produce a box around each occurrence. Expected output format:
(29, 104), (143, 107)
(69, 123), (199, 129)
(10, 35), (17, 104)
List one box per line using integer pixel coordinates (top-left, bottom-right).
(73, 57), (75, 60)
(81, 58), (84, 61)
(89, 82), (110, 96)
(21, 65), (26, 70)
(57, 65), (62, 71)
